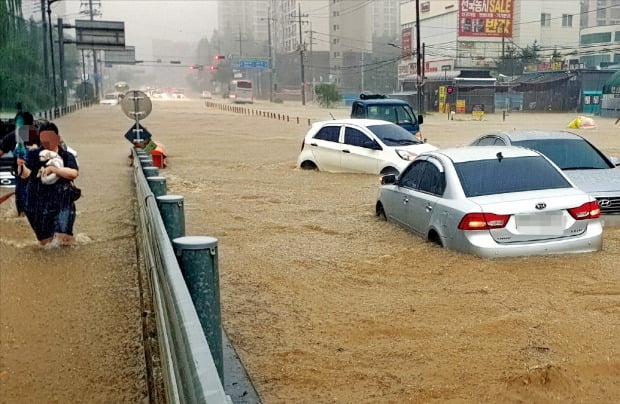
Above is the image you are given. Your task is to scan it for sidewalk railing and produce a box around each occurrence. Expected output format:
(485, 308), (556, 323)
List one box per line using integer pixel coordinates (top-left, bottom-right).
(133, 149), (230, 404)
(35, 101), (92, 121)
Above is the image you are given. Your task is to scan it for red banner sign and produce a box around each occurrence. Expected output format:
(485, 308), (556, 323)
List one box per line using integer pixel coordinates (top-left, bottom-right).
(459, 0), (513, 38)
(401, 28), (413, 58)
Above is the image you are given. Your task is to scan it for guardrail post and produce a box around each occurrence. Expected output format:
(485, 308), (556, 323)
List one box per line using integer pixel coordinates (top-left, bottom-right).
(143, 166), (159, 177)
(156, 195), (185, 241)
(172, 236), (223, 384)
(139, 156), (152, 166)
(147, 176), (167, 198)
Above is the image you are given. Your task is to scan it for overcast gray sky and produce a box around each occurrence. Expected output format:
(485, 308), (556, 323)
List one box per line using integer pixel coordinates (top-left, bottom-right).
(47, 0), (219, 58)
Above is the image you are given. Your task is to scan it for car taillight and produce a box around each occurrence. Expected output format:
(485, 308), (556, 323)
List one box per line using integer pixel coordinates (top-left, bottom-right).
(458, 212), (510, 230)
(568, 201), (600, 220)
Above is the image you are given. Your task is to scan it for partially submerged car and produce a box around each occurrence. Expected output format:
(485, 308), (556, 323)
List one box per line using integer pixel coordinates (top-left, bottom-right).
(470, 130), (620, 225)
(100, 92), (121, 106)
(298, 119), (437, 175)
(376, 146), (603, 258)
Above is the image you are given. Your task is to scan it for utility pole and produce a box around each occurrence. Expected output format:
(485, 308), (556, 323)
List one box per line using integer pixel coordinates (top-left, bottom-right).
(361, 51), (365, 92)
(421, 42), (425, 115)
(57, 18), (65, 108)
(415, 0), (422, 115)
(305, 23), (315, 101)
(89, 0), (100, 99)
(40, 0), (49, 83)
(295, 4), (308, 105)
(237, 27), (243, 57)
(266, 7), (274, 102)
(47, 0), (59, 117)
(501, 23), (505, 60)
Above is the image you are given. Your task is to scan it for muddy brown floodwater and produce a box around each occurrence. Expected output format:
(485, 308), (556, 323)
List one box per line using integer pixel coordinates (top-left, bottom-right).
(1, 99), (620, 403)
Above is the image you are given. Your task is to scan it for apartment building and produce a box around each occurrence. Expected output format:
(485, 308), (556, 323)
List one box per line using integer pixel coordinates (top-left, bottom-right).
(218, 0), (269, 55)
(580, 0), (620, 67)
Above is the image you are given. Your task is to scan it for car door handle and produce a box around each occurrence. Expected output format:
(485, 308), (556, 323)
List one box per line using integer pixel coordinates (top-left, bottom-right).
(425, 204), (433, 212)
(310, 142), (318, 146)
(403, 197), (409, 204)
(342, 149), (350, 153)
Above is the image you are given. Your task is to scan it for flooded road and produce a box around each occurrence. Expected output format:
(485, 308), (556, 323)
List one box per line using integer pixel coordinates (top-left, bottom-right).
(1, 99), (619, 403)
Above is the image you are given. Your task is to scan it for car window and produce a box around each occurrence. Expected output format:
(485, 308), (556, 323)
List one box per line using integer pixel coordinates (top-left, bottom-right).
(394, 105), (415, 124)
(455, 156), (572, 197)
(418, 162), (446, 195)
(512, 138), (613, 169)
(399, 160), (426, 189)
(493, 137), (506, 145)
(476, 137), (497, 146)
(352, 104), (363, 118)
(378, 106), (396, 122)
(344, 127), (374, 148)
(367, 124), (421, 146)
(313, 126), (341, 142)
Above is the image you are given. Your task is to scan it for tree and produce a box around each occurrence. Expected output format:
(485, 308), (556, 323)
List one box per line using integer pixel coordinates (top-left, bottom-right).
(314, 83), (341, 108)
(1, 0), (80, 111)
(496, 41), (542, 77)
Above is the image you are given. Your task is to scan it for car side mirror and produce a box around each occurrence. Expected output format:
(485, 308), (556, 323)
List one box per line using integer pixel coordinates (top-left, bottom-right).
(609, 156), (620, 166)
(418, 115), (424, 125)
(381, 174), (397, 185)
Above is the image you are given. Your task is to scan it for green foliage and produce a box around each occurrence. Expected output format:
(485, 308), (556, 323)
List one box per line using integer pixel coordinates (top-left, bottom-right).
(496, 41), (542, 76)
(1, 0), (80, 112)
(314, 84), (342, 108)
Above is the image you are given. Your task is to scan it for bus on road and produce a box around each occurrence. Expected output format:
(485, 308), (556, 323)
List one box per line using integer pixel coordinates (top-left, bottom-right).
(229, 80), (253, 104)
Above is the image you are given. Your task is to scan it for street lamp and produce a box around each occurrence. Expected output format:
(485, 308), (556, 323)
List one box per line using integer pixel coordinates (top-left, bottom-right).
(387, 43), (415, 92)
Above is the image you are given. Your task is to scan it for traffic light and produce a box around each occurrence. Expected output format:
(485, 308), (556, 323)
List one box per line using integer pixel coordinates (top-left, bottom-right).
(214, 55), (225, 60)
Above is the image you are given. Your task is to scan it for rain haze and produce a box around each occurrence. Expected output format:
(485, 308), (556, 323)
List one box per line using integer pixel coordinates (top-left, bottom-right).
(45, 0), (219, 60)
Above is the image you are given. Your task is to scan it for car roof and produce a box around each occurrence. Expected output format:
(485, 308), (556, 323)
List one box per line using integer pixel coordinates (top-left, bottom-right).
(313, 118), (398, 127)
(484, 130), (583, 141)
(353, 99), (408, 105)
(428, 146), (541, 163)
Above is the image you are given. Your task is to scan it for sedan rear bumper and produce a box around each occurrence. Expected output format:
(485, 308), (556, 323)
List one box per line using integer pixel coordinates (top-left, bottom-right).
(449, 221), (604, 258)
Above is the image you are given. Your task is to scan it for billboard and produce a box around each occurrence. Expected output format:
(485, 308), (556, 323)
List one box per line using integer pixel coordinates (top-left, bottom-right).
(401, 28), (413, 58)
(459, 0), (513, 38)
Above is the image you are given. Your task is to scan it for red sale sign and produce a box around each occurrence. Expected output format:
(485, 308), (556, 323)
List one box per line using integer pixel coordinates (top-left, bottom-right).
(459, 0), (514, 38)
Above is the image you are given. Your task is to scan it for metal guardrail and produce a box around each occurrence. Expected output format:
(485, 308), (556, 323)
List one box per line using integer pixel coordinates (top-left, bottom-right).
(133, 149), (230, 404)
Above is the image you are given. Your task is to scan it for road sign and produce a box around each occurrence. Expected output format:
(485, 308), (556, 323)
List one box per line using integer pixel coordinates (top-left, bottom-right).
(238, 59), (268, 69)
(121, 90), (152, 120)
(75, 20), (125, 50)
(124, 122), (152, 144)
(446, 85), (454, 94)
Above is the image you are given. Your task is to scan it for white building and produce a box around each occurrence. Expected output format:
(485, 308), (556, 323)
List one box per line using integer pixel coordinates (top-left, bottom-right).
(398, 0), (582, 81)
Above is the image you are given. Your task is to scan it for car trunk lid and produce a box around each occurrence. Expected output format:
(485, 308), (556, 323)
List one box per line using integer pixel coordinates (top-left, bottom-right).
(468, 189), (593, 243)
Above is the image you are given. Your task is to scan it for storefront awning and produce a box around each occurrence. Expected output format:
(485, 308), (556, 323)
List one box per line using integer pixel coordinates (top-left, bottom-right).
(511, 71), (576, 91)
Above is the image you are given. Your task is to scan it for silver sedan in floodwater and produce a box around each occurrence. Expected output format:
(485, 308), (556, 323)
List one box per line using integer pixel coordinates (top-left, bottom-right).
(376, 146), (603, 258)
(470, 130), (620, 225)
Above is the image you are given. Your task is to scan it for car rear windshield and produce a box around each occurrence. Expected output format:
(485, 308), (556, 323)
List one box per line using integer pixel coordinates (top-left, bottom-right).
(512, 138), (612, 169)
(367, 124), (422, 146)
(455, 156), (572, 197)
